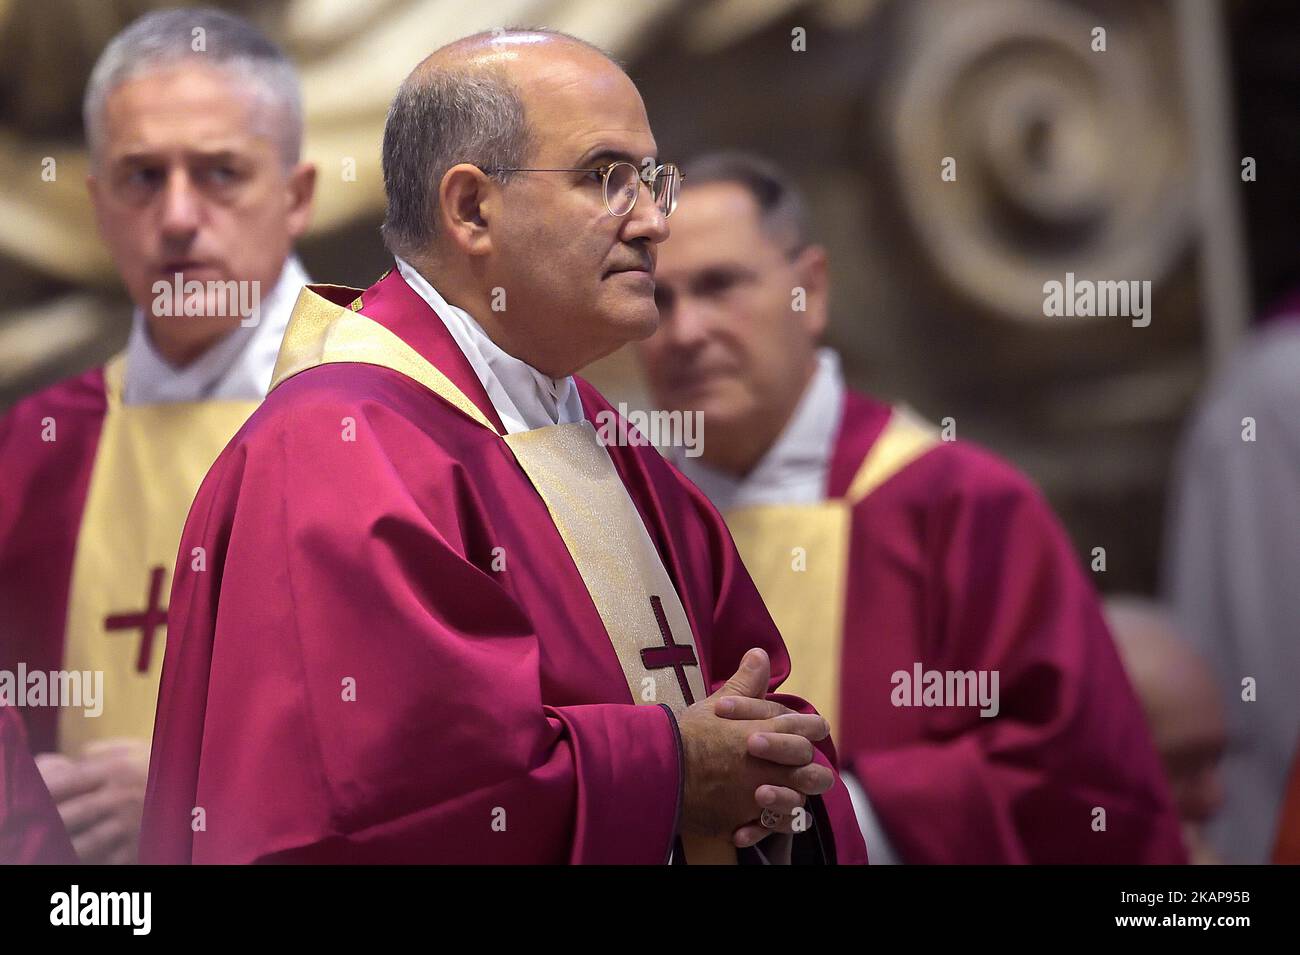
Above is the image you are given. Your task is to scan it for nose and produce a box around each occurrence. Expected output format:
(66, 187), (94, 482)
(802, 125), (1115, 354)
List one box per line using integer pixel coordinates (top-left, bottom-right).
(663, 295), (710, 353)
(159, 168), (201, 243)
(623, 179), (670, 245)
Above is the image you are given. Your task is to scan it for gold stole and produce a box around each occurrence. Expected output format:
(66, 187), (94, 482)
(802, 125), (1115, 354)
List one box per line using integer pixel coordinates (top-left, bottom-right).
(723, 406), (940, 733)
(58, 355), (259, 753)
(272, 287), (732, 863)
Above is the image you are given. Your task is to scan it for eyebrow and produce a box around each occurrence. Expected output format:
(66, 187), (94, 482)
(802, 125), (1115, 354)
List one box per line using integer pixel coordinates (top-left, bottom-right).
(695, 262), (759, 281)
(658, 262), (759, 288)
(574, 146), (655, 168)
(112, 147), (249, 166)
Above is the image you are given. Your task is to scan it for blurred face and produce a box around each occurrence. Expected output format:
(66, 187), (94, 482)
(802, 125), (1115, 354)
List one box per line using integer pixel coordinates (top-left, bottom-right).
(1109, 608), (1228, 861)
(635, 183), (827, 458)
(88, 62), (314, 361)
(1151, 689), (1227, 828)
(485, 50), (670, 373)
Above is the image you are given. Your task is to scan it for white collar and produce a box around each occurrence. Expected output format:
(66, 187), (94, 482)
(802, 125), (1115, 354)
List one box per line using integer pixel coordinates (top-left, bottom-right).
(122, 255), (309, 405)
(395, 256), (584, 434)
(675, 348), (844, 511)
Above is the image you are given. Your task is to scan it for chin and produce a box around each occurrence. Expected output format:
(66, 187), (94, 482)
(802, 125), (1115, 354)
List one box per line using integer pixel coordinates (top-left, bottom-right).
(659, 382), (747, 427)
(599, 299), (661, 344)
(627, 309), (662, 342)
(158, 313), (246, 343)
(696, 398), (752, 433)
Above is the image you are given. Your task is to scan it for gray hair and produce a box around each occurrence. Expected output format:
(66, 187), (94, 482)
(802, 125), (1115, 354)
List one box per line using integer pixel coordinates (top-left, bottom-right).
(83, 7), (303, 168)
(380, 66), (532, 260)
(683, 151), (811, 252)
(380, 28), (621, 260)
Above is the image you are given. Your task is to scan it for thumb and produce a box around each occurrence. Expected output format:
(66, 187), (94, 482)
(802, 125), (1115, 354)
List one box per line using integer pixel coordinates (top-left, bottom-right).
(714, 647), (770, 701)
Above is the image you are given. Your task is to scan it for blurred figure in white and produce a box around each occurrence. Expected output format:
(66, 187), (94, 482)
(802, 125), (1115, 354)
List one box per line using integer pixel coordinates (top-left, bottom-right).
(1107, 596), (1227, 864)
(1164, 292), (1300, 863)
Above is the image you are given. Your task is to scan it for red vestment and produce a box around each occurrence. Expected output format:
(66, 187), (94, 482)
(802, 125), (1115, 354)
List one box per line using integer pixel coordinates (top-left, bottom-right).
(141, 272), (867, 864)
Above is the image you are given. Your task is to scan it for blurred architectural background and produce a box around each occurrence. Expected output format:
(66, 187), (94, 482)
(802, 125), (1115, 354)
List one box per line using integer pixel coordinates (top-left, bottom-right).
(1, 0), (1295, 593)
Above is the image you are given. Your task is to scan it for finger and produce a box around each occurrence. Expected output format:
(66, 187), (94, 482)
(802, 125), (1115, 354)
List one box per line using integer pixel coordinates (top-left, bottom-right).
(748, 732), (815, 767)
(733, 823), (776, 848)
(71, 816), (131, 863)
(761, 712), (829, 743)
(80, 745), (151, 788)
(713, 648), (770, 701)
(33, 753), (75, 790)
(782, 761), (835, 797)
(57, 784), (121, 834)
(732, 815), (797, 847)
(39, 757), (109, 802)
(714, 696), (792, 720)
(755, 784), (806, 816)
(104, 841), (137, 866)
(771, 711), (830, 741)
(33, 752), (73, 771)
(733, 788), (819, 847)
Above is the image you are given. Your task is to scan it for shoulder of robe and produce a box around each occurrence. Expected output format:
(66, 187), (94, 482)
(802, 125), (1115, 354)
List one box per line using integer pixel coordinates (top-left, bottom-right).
(868, 433), (1052, 524)
(1, 364), (107, 427)
(866, 439), (1082, 596)
(838, 390), (1051, 521)
(229, 362), (470, 499)
(0, 366), (108, 464)
(245, 362), (409, 436)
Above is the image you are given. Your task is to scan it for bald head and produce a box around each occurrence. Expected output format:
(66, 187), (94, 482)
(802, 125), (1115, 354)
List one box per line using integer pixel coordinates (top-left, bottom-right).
(422, 28), (618, 73)
(1108, 598), (1221, 721)
(1106, 597), (1226, 831)
(381, 29), (626, 260)
(380, 28), (669, 378)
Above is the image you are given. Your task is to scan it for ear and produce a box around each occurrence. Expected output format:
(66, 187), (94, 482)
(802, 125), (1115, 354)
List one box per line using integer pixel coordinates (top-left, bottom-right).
(438, 163), (496, 257)
(792, 244), (829, 339)
(284, 161), (317, 240)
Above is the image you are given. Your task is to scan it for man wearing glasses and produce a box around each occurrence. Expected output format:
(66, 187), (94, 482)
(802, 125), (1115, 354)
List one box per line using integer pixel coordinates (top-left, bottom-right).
(141, 29), (867, 865)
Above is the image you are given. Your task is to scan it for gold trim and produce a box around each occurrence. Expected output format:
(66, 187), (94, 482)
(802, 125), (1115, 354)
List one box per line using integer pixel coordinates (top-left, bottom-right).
(502, 426), (729, 862)
(102, 351), (127, 406)
(845, 404), (940, 503)
(270, 285), (500, 434)
(724, 503), (850, 731)
(721, 406), (939, 738)
(503, 422), (709, 712)
(59, 391), (259, 753)
(269, 285), (734, 861)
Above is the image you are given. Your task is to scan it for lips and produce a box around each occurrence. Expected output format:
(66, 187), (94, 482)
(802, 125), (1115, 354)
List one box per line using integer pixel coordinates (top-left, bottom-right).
(159, 261), (216, 277)
(605, 255), (654, 278)
(668, 367), (732, 391)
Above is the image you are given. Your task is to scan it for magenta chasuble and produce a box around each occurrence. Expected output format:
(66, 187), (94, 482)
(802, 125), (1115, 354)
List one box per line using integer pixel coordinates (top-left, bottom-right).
(728, 390), (1187, 863)
(139, 271), (868, 864)
(0, 705), (75, 863)
(1, 349), (258, 862)
(0, 358), (259, 756)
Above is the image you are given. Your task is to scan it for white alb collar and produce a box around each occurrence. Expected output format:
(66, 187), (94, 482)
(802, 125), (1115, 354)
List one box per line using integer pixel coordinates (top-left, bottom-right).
(395, 256), (584, 434)
(675, 348), (844, 511)
(122, 255), (309, 405)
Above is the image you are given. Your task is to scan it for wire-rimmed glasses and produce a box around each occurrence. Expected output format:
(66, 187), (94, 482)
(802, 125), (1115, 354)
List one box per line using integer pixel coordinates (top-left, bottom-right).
(482, 161), (682, 218)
